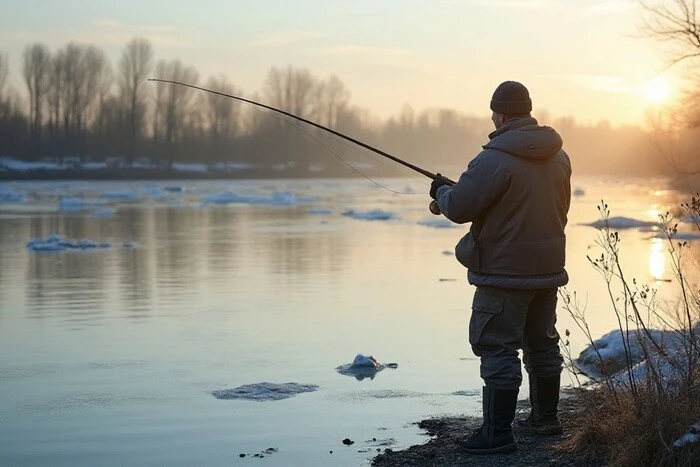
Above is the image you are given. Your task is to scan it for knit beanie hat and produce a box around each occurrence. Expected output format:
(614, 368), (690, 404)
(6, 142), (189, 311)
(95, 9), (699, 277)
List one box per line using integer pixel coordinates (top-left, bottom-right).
(490, 81), (532, 115)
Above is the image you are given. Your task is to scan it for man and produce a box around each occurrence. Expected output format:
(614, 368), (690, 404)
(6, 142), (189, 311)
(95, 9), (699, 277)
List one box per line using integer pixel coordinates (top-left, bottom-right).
(429, 81), (571, 455)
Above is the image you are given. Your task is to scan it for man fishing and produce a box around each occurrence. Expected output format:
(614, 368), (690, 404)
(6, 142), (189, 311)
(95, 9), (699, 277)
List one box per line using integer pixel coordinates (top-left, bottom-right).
(429, 81), (572, 455)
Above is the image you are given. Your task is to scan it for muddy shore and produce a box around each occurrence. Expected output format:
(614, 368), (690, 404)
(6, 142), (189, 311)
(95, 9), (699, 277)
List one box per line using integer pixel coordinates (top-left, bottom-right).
(370, 390), (603, 467)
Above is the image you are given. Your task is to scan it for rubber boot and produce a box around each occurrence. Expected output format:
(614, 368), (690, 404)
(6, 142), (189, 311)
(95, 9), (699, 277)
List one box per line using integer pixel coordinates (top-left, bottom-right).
(462, 386), (518, 454)
(516, 374), (563, 436)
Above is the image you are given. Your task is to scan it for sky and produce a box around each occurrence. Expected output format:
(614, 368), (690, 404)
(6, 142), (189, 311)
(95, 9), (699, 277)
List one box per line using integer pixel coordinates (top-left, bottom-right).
(0, 0), (687, 126)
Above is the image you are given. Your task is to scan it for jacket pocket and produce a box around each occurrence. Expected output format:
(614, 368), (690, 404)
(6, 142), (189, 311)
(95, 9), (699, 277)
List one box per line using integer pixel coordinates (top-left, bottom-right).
(468, 290), (505, 347)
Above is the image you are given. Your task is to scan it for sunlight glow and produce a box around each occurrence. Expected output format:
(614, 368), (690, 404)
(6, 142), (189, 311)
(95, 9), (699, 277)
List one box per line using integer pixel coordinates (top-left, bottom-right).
(644, 78), (670, 103)
(649, 238), (666, 281)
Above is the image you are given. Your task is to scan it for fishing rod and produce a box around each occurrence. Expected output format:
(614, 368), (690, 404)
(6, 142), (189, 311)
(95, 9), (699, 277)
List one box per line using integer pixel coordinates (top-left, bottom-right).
(147, 78), (453, 214)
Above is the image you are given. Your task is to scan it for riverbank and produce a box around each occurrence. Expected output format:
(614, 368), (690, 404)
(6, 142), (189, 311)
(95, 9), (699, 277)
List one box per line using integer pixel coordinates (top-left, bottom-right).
(370, 389), (602, 467)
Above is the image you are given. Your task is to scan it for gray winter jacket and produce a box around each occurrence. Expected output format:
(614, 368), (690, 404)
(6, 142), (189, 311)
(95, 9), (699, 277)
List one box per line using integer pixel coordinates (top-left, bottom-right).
(434, 116), (571, 289)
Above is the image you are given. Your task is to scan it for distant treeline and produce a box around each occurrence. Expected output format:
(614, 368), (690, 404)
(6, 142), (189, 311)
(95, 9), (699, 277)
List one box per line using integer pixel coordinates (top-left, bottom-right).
(0, 37), (675, 178)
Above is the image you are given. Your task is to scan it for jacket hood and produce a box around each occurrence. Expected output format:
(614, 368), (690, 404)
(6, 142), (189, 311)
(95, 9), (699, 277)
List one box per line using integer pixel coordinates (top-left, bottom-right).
(484, 117), (563, 161)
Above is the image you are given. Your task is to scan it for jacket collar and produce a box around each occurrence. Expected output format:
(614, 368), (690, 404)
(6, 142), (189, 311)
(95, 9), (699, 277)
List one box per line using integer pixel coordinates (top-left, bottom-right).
(488, 116), (538, 140)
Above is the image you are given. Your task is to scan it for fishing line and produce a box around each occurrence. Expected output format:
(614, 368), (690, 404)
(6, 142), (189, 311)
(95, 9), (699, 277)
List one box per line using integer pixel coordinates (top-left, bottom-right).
(258, 108), (422, 194)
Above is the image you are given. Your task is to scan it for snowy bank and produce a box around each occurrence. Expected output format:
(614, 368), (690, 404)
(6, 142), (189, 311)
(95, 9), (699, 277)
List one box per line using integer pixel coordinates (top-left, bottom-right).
(575, 323), (700, 386)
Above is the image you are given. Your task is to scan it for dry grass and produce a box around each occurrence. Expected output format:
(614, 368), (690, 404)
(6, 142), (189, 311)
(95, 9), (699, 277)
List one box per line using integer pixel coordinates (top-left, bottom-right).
(559, 196), (700, 466)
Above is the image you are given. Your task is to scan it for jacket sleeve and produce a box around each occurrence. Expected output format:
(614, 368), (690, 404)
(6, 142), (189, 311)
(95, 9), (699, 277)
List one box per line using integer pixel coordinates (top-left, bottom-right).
(434, 152), (504, 224)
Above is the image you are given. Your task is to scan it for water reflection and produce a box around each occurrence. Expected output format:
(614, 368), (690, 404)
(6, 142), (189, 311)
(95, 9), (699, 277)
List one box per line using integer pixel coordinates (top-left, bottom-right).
(0, 205), (353, 327)
(649, 239), (666, 281)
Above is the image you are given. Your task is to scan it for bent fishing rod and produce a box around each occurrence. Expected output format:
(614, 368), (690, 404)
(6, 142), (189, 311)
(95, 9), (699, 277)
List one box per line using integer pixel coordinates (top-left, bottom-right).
(147, 78), (453, 215)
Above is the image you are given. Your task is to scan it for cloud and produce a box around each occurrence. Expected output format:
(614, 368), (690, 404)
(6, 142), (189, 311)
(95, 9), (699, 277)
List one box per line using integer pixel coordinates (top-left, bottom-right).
(251, 30), (325, 47)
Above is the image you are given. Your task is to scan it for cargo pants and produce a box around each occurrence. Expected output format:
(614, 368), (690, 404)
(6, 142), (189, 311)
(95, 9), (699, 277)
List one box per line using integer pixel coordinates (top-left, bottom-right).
(469, 286), (564, 390)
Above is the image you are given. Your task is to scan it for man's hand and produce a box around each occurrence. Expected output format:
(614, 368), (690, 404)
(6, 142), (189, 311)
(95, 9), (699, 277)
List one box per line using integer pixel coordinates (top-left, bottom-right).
(429, 174), (451, 200)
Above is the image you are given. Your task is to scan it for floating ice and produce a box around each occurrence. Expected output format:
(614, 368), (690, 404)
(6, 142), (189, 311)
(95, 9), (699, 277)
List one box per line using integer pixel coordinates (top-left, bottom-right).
(59, 197), (107, 211)
(203, 190), (314, 206)
(573, 187), (585, 197)
(101, 190), (141, 201)
(0, 190), (25, 202)
(673, 423), (700, 448)
(581, 216), (658, 229)
(418, 218), (459, 229)
(452, 390), (480, 397)
(342, 209), (396, 221)
(91, 208), (116, 218)
(441, 250), (454, 256)
(336, 354), (398, 381)
(307, 208), (332, 215)
(211, 382), (319, 401)
(27, 234), (112, 252)
(654, 231), (700, 241)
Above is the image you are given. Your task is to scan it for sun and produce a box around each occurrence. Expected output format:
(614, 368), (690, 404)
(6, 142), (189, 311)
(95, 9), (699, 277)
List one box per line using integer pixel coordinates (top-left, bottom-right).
(644, 77), (670, 103)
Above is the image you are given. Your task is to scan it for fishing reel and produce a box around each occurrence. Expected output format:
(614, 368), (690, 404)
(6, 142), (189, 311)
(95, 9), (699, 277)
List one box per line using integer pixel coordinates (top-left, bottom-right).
(429, 200), (442, 215)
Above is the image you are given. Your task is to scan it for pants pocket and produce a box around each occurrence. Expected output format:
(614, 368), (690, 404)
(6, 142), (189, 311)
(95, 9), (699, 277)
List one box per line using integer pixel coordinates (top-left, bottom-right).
(469, 289), (505, 347)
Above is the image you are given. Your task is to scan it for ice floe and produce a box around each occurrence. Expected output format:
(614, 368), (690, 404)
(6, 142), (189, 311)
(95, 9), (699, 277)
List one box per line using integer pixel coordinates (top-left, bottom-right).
(341, 209), (396, 221)
(336, 354), (398, 381)
(27, 234), (112, 252)
(91, 208), (116, 218)
(101, 190), (141, 201)
(581, 216), (658, 230)
(58, 197), (107, 211)
(654, 231), (700, 241)
(418, 218), (460, 229)
(573, 187), (585, 197)
(307, 208), (333, 215)
(0, 189), (25, 202)
(202, 190), (315, 206)
(211, 382), (319, 401)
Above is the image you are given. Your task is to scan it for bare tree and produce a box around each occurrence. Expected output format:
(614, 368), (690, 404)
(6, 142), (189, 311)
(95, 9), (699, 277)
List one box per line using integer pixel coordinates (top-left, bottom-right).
(118, 37), (153, 165)
(204, 75), (240, 159)
(22, 43), (51, 150)
(264, 66), (316, 118)
(153, 59), (198, 166)
(0, 52), (8, 98)
(311, 74), (350, 128)
(641, 0), (700, 69)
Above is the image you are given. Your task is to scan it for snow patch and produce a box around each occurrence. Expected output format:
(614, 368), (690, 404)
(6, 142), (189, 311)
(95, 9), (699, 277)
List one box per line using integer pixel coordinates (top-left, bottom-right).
(211, 382), (319, 401)
(673, 423), (700, 448)
(575, 323), (700, 387)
